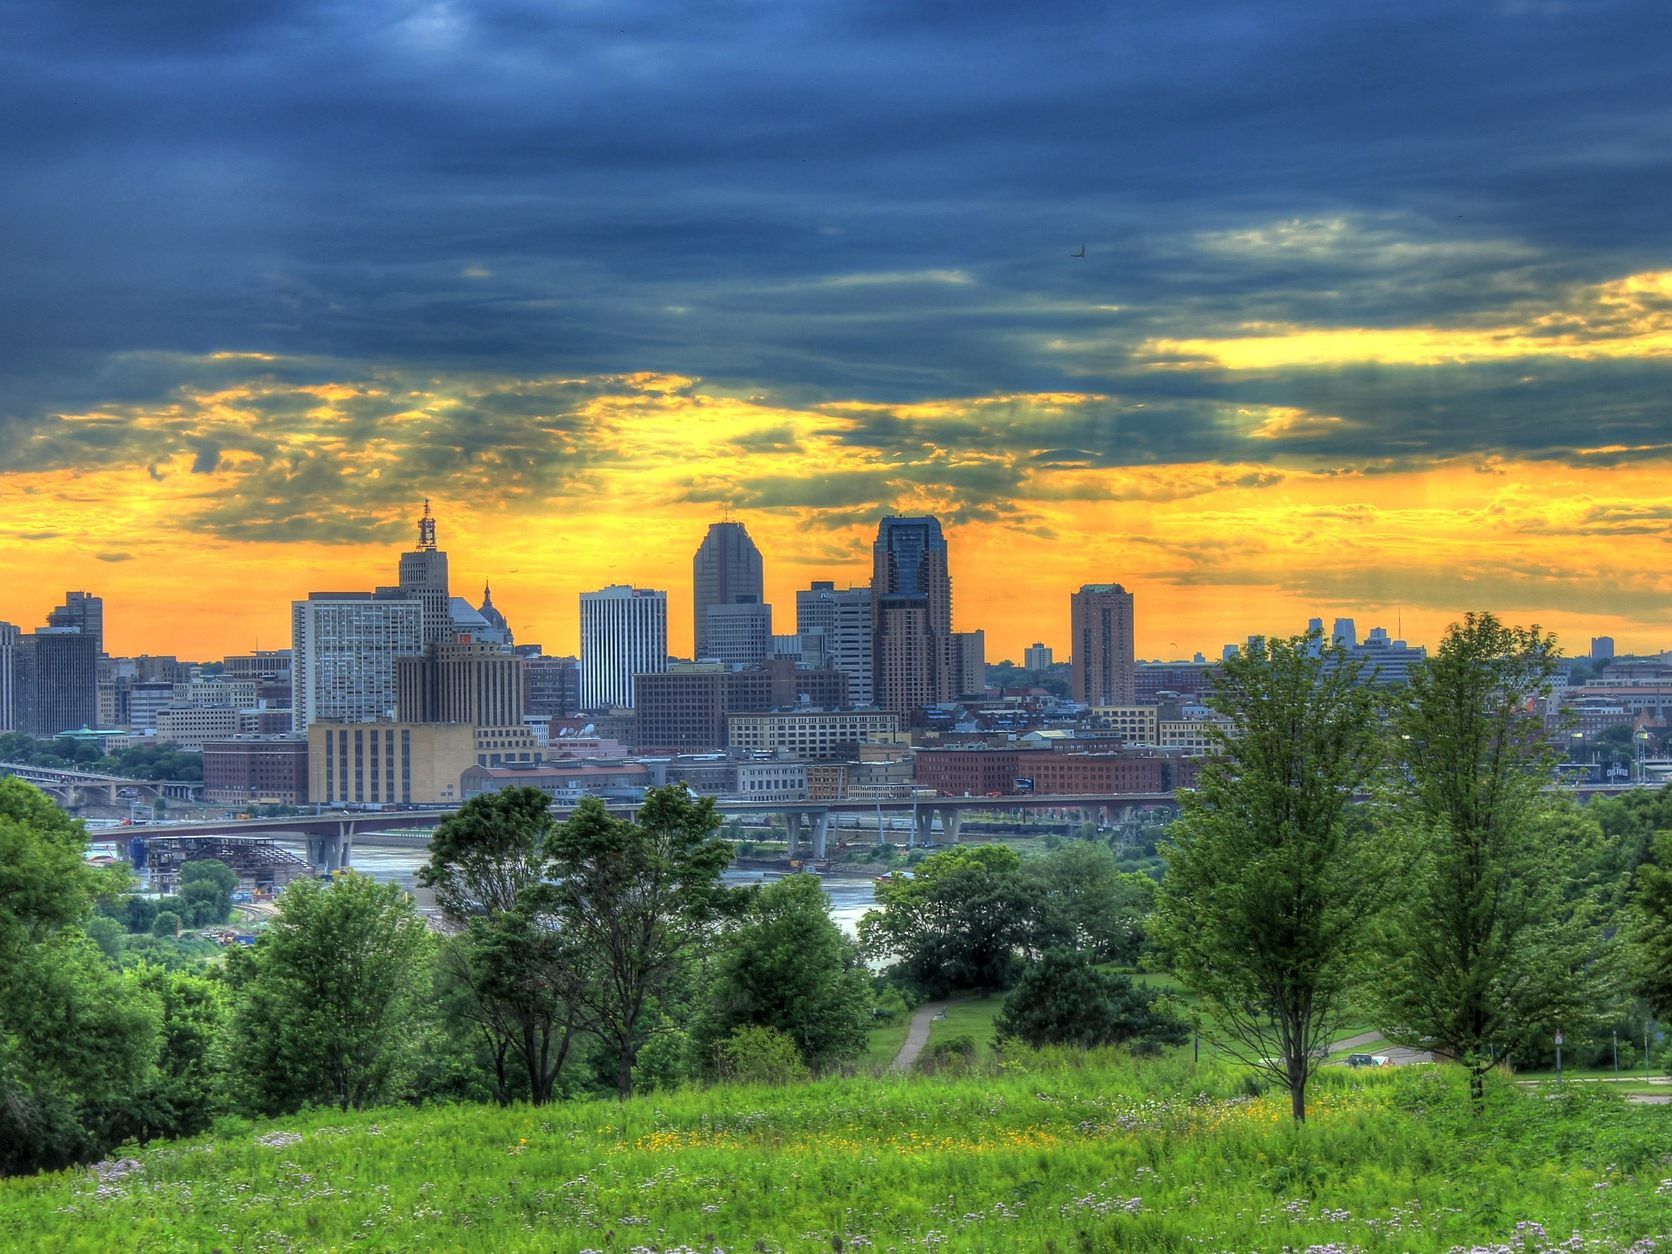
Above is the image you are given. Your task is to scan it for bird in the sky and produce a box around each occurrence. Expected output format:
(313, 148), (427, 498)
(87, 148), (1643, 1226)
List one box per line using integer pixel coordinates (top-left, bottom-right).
(1071, 244), (1086, 258)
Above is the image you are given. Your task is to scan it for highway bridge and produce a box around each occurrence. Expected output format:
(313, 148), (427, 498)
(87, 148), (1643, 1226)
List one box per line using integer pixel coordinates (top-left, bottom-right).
(99, 791), (1183, 870)
(84, 779), (1658, 874)
(1, 761), (204, 806)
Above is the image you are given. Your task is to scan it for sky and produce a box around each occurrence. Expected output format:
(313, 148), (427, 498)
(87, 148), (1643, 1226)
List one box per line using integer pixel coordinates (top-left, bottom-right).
(3, 0), (1672, 663)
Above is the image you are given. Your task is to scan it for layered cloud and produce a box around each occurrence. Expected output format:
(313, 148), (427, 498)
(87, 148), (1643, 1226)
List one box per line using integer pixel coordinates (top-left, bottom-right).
(1, 2), (1670, 656)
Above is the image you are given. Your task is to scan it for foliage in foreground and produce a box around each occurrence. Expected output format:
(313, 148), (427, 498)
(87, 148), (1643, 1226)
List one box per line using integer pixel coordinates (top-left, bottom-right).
(1, 1059), (1668, 1253)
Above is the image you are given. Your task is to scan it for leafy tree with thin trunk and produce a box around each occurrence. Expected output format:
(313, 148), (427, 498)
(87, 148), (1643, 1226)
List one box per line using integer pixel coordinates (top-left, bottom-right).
(421, 788), (581, 1104)
(1153, 632), (1385, 1123)
(231, 873), (433, 1113)
(1369, 612), (1615, 1106)
(543, 788), (736, 1099)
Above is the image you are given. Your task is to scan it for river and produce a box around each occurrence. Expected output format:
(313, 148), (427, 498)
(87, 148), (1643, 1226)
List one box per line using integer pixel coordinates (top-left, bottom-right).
(273, 840), (879, 936)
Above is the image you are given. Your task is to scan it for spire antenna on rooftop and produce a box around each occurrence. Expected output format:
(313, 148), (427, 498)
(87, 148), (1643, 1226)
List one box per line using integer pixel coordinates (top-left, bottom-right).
(417, 499), (438, 552)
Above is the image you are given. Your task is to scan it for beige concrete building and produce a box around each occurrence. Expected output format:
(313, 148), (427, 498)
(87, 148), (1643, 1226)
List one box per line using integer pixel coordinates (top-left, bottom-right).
(1088, 705), (1160, 745)
(155, 705), (239, 751)
(308, 722), (542, 806)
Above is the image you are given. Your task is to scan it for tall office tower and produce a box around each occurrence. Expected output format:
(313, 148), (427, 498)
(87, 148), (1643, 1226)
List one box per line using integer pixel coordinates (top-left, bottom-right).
(396, 640), (526, 725)
(47, 591), (104, 655)
(1070, 584), (1136, 706)
(702, 600), (772, 668)
(797, 581), (874, 706)
(290, 592), (424, 733)
(579, 585), (667, 711)
(1591, 636), (1616, 662)
(692, 521), (764, 658)
(0, 622), (20, 732)
(1331, 618), (1358, 649)
(397, 500), (452, 647)
(871, 516), (955, 714)
(17, 628), (99, 737)
(1024, 642), (1053, 671)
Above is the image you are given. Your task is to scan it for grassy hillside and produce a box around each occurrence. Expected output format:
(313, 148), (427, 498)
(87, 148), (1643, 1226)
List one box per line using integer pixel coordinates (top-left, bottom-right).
(2, 1055), (1668, 1252)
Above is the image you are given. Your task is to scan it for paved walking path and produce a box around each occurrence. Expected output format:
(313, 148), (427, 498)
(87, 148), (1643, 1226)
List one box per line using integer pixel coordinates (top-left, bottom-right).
(890, 1000), (950, 1073)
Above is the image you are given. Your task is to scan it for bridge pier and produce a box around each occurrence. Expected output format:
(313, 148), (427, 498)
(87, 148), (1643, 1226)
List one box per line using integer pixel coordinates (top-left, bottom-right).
(305, 822), (355, 874)
(782, 811), (804, 859)
(810, 810), (831, 860)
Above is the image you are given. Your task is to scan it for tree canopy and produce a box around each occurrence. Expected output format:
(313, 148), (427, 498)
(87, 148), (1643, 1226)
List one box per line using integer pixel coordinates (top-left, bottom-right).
(1153, 631), (1385, 1122)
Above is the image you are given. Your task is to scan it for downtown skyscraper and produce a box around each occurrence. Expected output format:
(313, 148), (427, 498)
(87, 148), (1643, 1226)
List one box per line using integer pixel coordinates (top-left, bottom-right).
(692, 521), (764, 660)
(580, 585), (667, 711)
(871, 516), (956, 714)
(395, 500), (451, 648)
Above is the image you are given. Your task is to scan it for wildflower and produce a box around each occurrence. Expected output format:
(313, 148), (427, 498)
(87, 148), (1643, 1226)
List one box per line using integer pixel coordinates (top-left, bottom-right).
(257, 1131), (303, 1149)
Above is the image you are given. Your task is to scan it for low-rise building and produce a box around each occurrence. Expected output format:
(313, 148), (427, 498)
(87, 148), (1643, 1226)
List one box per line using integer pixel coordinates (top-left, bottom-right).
(461, 759), (651, 801)
(203, 737), (309, 806)
(307, 722), (542, 806)
(726, 709), (902, 760)
(734, 760), (809, 802)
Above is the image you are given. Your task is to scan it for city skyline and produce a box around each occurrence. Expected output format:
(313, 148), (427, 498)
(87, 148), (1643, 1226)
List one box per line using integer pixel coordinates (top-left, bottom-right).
(4, 6), (1672, 659)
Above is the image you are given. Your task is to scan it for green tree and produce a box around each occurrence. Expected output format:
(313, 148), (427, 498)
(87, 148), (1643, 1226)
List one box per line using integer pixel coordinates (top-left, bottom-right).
(0, 779), (160, 1174)
(421, 788), (581, 1105)
(712, 1025), (810, 1086)
(1627, 831), (1672, 1021)
(1152, 632), (1385, 1122)
(151, 910), (182, 938)
(859, 844), (1040, 996)
(543, 788), (736, 1098)
(994, 951), (1188, 1052)
(231, 873), (434, 1113)
(1022, 841), (1155, 965)
(177, 858), (237, 927)
(1369, 613), (1617, 1104)
(696, 874), (872, 1074)
(111, 967), (228, 1144)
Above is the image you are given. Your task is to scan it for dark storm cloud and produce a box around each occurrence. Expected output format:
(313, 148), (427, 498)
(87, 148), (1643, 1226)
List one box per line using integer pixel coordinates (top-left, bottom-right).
(1, 0), (1671, 495)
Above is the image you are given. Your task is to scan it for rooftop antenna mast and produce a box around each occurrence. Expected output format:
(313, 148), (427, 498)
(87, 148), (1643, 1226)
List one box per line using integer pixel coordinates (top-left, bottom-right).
(417, 498), (437, 552)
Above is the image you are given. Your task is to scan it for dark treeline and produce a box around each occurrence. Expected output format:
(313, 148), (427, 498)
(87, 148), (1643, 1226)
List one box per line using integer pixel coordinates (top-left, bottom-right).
(3, 610), (1671, 1171)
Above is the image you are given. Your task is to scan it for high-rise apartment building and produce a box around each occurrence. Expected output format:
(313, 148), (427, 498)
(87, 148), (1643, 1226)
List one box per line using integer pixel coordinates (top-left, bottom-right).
(579, 585), (667, 710)
(1024, 642), (1054, 671)
(1071, 584), (1136, 706)
(0, 622), (21, 732)
(701, 600), (772, 668)
(47, 591), (104, 655)
(692, 521), (764, 658)
(871, 516), (955, 714)
(290, 592), (424, 733)
(16, 628), (99, 737)
(955, 629), (986, 696)
(396, 640), (526, 725)
(396, 501), (452, 648)
(796, 582), (873, 707)
(1592, 636), (1616, 662)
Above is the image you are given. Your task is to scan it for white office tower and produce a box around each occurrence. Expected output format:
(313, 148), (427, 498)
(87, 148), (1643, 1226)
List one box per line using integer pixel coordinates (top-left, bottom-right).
(580, 586), (667, 711)
(291, 592), (424, 733)
(796, 581), (874, 707)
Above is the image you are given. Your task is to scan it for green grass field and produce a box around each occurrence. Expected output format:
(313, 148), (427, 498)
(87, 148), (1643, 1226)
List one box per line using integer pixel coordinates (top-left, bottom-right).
(3, 1054), (1668, 1252)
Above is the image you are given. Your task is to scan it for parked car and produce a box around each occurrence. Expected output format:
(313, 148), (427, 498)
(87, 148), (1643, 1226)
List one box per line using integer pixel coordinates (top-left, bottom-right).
(1346, 1053), (1390, 1067)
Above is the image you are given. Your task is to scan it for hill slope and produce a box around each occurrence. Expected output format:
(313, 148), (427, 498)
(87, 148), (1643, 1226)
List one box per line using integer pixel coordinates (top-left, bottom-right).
(2, 1057), (1668, 1252)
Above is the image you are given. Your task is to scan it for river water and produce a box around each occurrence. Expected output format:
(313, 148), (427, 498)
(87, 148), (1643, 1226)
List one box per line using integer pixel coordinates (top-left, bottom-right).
(276, 840), (879, 936)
